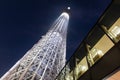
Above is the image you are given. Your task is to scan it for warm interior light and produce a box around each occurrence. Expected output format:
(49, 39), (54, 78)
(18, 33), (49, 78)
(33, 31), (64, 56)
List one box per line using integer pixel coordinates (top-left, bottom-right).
(65, 74), (73, 80)
(81, 66), (87, 71)
(91, 48), (103, 58)
(111, 26), (120, 36)
(110, 26), (120, 40)
(108, 18), (120, 42)
(75, 57), (88, 79)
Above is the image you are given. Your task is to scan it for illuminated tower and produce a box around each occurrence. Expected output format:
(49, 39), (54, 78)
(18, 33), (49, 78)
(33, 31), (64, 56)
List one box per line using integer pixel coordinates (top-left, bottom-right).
(1, 12), (69, 80)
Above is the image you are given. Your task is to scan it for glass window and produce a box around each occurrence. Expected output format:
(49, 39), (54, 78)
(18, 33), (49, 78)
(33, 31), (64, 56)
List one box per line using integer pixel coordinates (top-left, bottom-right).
(75, 57), (88, 79)
(65, 64), (73, 80)
(74, 43), (89, 79)
(75, 43), (88, 61)
(86, 26), (114, 66)
(56, 57), (75, 80)
(102, 18), (120, 43)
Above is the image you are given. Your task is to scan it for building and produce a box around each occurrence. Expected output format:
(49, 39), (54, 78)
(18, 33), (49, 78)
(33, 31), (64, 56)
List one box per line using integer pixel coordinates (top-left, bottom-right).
(1, 12), (69, 80)
(56, 0), (120, 80)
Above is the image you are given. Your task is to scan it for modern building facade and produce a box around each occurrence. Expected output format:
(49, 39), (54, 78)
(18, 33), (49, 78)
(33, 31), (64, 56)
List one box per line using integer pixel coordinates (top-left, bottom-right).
(1, 12), (69, 80)
(56, 0), (120, 80)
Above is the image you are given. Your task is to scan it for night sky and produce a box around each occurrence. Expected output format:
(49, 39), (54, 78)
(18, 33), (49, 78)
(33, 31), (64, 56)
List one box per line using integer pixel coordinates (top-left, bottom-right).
(0, 0), (111, 77)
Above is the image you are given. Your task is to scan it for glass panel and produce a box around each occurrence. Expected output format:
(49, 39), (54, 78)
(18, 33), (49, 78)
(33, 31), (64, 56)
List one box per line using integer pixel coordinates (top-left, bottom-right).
(75, 43), (88, 61)
(87, 34), (114, 66)
(74, 43), (89, 79)
(87, 47), (103, 66)
(102, 18), (120, 43)
(65, 64), (74, 80)
(86, 26), (114, 66)
(85, 26), (105, 48)
(75, 57), (88, 79)
(56, 57), (75, 80)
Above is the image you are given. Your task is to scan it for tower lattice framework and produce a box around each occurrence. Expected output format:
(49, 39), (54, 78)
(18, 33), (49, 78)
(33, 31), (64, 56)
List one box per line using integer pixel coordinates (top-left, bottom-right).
(1, 12), (69, 80)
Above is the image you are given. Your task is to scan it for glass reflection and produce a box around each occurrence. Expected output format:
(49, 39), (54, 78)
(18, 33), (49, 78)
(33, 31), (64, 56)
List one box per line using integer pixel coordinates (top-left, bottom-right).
(75, 57), (88, 79)
(102, 18), (120, 43)
(87, 48), (103, 66)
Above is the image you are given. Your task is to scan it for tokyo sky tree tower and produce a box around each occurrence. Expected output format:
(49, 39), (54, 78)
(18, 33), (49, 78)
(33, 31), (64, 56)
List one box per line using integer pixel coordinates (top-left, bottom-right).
(1, 12), (69, 80)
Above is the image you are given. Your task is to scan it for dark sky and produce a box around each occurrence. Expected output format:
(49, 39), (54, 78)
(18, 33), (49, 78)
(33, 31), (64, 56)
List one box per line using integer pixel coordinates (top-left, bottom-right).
(0, 0), (111, 77)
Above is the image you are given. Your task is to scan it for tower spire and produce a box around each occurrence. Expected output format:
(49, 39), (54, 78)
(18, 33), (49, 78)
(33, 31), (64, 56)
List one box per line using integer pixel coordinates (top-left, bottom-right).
(1, 12), (69, 80)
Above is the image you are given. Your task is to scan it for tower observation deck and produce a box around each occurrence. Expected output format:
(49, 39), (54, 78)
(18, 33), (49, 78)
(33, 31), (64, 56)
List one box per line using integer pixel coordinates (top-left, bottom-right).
(1, 12), (69, 80)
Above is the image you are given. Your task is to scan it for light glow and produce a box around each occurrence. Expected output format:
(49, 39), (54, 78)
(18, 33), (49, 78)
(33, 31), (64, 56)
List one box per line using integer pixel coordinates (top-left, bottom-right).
(61, 12), (69, 20)
(67, 7), (70, 10)
(111, 26), (120, 37)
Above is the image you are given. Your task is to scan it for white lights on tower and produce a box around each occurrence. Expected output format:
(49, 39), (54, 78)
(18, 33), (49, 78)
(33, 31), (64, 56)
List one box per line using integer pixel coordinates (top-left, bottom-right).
(1, 12), (69, 80)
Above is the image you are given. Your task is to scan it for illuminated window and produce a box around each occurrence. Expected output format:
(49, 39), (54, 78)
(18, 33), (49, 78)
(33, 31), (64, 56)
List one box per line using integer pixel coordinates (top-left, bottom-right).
(65, 73), (74, 80)
(65, 64), (74, 80)
(75, 57), (88, 79)
(87, 48), (103, 66)
(86, 24), (115, 66)
(111, 26), (120, 37)
(109, 25), (120, 42)
(90, 48), (103, 61)
(102, 18), (120, 43)
(87, 34), (114, 66)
